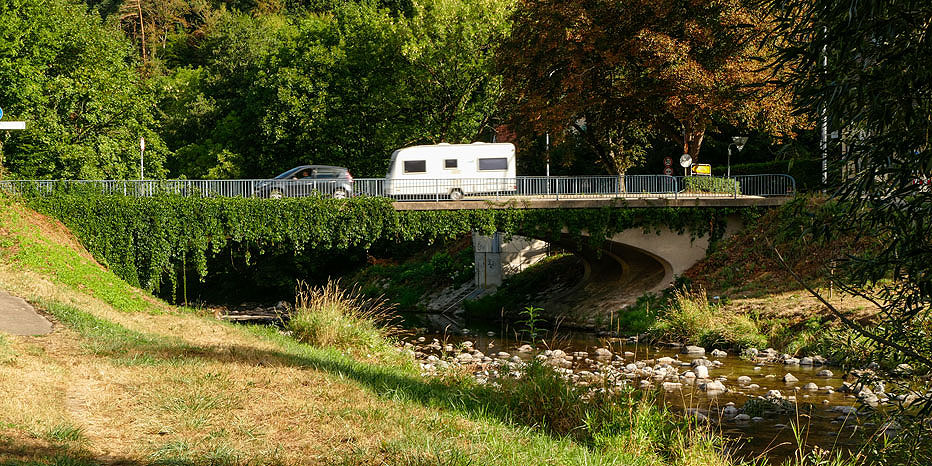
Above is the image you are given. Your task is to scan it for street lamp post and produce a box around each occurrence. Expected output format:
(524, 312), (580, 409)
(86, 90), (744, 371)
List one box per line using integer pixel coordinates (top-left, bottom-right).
(727, 136), (749, 178)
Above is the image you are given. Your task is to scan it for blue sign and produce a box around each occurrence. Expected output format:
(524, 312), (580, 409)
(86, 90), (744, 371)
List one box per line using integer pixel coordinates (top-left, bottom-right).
(0, 107), (3, 120)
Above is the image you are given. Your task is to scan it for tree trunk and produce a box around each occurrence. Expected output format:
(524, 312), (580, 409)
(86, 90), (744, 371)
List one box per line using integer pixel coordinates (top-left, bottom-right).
(682, 127), (705, 164)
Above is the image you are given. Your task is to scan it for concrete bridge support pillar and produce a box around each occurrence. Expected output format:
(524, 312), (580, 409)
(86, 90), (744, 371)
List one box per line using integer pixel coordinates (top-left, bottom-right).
(472, 232), (549, 289)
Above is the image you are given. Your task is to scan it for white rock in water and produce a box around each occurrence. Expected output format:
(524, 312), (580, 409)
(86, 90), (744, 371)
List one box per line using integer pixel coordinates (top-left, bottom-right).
(734, 414), (751, 422)
(803, 382), (819, 391)
(683, 371), (697, 379)
(463, 341), (474, 348)
(657, 357), (675, 365)
(496, 352), (511, 359)
(662, 382), (683, 390)
(594, 348), (612, 359)
(800, 357), (814, 365)
(737, 376), (752, 384)
(767, 389), (784, 399)
(817, 369), (834, 377)
(711, 349), (728, 358)
(551, 349), (566, 359)
(682, 345), (706, 355)
(694, 365), (710, 379)
(783, 373), (799, 383)
(784, 357), (800, 365)
(723, 405), (738, 417)
(700, 380), (727, 393)
(517, 344), (534, 353)
(625, 363), (638, 372)
(487, 331), (495, 337)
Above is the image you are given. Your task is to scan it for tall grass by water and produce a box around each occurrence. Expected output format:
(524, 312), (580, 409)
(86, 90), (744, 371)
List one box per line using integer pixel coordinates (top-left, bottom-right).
(651, 287), (767, 350)
(287, 280), (399, 353)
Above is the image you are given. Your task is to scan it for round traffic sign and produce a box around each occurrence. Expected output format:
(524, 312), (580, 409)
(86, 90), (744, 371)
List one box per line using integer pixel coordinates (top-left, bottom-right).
(663, 156), (673, 167)
(679, 154), (693, 168)
(663, 167), (674, 176)
(0, 107), (4, 120)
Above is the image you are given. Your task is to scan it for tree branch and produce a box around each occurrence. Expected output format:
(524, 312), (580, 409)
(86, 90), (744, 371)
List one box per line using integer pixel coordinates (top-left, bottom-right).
(768, 241), (932, 368)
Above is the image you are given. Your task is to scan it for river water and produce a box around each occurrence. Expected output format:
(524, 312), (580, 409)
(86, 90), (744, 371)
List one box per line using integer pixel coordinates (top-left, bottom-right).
(400, 312), (871, 463)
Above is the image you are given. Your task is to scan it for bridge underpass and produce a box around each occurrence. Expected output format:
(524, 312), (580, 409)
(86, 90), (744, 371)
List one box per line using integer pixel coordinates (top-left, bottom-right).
(472, 215), (742, 327)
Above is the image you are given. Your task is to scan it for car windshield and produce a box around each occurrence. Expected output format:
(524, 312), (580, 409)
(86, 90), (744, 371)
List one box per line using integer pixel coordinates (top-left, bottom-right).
(273, 167), (307, 179)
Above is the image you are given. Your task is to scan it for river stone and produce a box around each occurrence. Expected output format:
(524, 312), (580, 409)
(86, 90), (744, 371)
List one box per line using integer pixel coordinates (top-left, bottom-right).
(723, 405), (738, 417)
(551, 349), (567, 359)
(517, 344), (533, 353)
(783, 373), (799, 383)
(804, 382), (819, 391)
(594, 348), (612, 359)
(691, 358), (713, 367)
(816, 369), (834, 377)
(510, 356), (522, 363)
(800, 356), (814, 365)
(683, 371), (696, 379)
(784, 357), (800, 365)
(694, 365), (710, 379)
(662, 382), (683, 390)
(624, 351), (635, 357)
(455, 353), (474, 362)
(682, 345), (706, 355)
(766, 389), (784, 399)
(711, 349), (728, 358)
(625, 363), (638, 372)
(657, 356), (675, 365)
(737, 375), (752, 384)
(748, 384), (760, 390)
(463, 341), (474, 348)
(734, 414), (751, 422)
(496, 352), (511, 359)
(700, 380), (727, 393)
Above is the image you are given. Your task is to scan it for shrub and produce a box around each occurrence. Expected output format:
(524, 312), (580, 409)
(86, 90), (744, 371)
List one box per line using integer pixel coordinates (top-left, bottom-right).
(287, 280), (398, 353)
(682, 176), (740, 194)
(650, 287), (766, 349)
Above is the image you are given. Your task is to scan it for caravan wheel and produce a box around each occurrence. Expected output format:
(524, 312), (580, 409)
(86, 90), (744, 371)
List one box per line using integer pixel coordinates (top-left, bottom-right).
(449, 189), (464, 201)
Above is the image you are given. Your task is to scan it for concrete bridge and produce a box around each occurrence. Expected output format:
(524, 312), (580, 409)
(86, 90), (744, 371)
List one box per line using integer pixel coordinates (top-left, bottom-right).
(4, 176), (792, 323)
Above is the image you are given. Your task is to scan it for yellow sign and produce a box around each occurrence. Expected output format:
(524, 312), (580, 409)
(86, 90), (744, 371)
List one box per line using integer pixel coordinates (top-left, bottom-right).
(691, 164), (712, 175)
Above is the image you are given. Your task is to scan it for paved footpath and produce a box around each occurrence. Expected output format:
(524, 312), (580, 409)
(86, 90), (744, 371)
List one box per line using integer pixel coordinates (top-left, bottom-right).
(0, 290), (52, 335)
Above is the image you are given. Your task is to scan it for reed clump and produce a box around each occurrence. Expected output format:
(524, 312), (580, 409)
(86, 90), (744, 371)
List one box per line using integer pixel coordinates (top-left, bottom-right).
(287, 280), (398, 353)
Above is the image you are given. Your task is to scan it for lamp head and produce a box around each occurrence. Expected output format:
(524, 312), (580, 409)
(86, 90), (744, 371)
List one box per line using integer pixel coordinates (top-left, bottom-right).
(732, 136), (749, 151)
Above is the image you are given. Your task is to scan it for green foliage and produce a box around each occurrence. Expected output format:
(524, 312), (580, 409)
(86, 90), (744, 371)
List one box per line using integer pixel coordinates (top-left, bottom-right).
(713, 158), (822, 192)
(357, 245), (475, 308)
(287, 281), (398, 357)
(650, 288), (767, 350)
(517, 306), (545, 343)
(0, 0), (166, 179)
(613, 293), (662, 335)
(23, 191), (743, 298)
(158, 0), (513, 179)
(681, 176), (740, 195)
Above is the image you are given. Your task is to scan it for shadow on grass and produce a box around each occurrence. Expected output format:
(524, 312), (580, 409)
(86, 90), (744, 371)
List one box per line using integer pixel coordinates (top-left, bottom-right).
(37, 300), (669, 456)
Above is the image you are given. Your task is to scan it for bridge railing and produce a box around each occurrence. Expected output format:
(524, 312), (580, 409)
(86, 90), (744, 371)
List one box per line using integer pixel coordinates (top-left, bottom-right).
(0, 174), (795, 201)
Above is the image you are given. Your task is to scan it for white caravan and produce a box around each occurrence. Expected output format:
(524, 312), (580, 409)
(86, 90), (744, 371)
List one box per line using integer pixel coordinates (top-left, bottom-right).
(385, 142), (517, 200)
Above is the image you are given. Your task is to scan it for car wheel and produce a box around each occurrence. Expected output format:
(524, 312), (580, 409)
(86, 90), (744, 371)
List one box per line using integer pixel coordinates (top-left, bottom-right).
(333, 189), (348, 200)
(269, 189), (284, 199)
(449, 189), (464, 201)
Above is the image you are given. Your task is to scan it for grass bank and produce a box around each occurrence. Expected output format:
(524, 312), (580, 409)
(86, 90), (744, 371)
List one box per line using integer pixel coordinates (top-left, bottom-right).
(0, 199), (745, 465)
(603, 198), (877, 356)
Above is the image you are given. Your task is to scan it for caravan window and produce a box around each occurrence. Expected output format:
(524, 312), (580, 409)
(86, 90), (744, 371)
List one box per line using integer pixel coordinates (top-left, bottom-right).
(403, 160), (427, 173)
(444, 159), (458, 169)
(478, 157), (508, 171)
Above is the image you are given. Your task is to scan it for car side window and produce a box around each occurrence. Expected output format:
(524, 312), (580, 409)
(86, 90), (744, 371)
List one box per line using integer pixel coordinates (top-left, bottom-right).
(315, 170), (339, 179)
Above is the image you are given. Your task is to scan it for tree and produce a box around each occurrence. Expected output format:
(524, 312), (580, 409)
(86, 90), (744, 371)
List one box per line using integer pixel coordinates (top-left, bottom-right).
(499, 0), (799, 174)
(767, 0), (932, 460)
(159, 0), (512, 178)
(0, 0), (167, 179)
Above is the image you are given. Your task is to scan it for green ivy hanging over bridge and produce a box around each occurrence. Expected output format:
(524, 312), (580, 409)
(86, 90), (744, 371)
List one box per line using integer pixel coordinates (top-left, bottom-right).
(22, 192), (761, 295)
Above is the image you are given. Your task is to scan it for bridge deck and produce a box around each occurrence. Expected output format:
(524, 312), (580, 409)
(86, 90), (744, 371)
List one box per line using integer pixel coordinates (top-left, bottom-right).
(392, 195), (792, 210)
